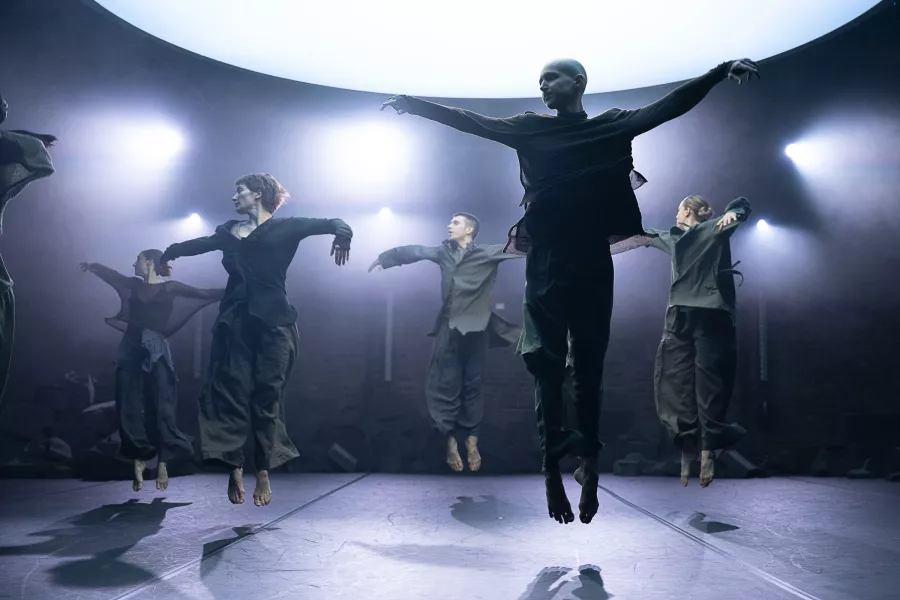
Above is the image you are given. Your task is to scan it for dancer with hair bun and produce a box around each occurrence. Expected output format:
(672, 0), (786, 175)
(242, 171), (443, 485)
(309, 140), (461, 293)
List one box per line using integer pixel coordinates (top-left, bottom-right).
(81, 250), (224, 491)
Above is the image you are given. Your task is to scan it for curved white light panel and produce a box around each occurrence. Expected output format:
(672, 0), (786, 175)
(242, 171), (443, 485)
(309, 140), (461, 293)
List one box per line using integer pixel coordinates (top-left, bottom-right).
(93, 0), (878, 98)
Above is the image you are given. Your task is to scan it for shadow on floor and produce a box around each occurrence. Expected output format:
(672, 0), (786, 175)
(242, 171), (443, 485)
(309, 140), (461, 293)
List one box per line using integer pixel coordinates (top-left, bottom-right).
(0, 497), (191, 588)
(688, 512), (741, 534)
(450, 495), (538, 531)
(518, 565), (613, 600)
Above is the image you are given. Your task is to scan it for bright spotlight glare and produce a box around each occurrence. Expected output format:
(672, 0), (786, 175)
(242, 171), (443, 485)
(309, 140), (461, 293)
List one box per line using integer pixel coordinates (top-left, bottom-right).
(378, 207), (393, 219)
(756, 219), (770, 231)
(187, 213), (202, 226)
(318, 122), (411, 196)
(120, 123), (186, 164)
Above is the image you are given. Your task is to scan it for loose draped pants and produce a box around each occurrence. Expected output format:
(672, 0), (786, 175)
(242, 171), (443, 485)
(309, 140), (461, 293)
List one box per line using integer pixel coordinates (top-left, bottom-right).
(199, 305), (299, 471)
(654, 307), (744, 451)
(425, 321), (488, 438)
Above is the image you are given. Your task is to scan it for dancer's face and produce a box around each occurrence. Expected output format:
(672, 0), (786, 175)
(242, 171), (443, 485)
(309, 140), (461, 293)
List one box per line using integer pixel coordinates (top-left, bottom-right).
(539, 63), (584, 110)
(133, 253), (153, 278)
(447, 216), (471, 242)
(676, 201), (692, 227)
(0, 97), (7, 124)
(232, 184), (259, 215)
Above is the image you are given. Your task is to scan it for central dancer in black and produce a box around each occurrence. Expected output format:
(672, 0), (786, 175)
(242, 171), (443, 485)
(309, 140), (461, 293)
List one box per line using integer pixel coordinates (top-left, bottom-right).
(161, 174), (352, 506)
(383, 58), (759, 524)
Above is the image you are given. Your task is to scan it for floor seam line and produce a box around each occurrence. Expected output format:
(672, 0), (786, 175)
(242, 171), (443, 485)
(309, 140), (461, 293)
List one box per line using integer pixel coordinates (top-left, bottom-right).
(597, 483), (822, 600)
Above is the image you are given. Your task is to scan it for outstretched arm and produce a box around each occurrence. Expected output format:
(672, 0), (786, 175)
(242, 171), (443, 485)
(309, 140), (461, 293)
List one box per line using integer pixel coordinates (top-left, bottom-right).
(286, 217), (353, 266)
(644, 229), (676, 254)
(167, 281), (226, 301)
(382, 95), (528, 148)
(369, 245), (442, 272)
(714, 197), (752, 237)
(80, 262), (133, 292)
(612, 59), (759, 137)
(485, 243), (526, 263)
(160, 234), (223, 265)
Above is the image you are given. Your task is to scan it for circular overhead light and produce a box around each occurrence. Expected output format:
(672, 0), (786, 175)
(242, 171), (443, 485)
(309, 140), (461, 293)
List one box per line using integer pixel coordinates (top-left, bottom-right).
(92, 0), (879, 98)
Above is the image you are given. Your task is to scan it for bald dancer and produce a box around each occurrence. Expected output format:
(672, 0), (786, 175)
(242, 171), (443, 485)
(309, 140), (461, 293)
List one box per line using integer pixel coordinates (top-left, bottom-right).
(383, 58), (759, 524)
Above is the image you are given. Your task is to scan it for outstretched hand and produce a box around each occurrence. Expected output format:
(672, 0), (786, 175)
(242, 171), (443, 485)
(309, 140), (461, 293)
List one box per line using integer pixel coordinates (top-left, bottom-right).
(727, 59), (760, 84)
(368, 259), (382, 272)
(380, 96), (410, 115)
(716, 211), (738, 230)
(79, 262), (90, 272)
(331, 243), (350, 266)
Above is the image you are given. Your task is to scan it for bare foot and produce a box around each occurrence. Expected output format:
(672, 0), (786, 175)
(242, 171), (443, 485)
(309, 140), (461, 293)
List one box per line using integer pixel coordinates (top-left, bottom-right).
(254, 470), (272, 506)
(156, 461), (169, 490)
(700, 450), (715, 488)
(681, 439), (699, 487)
(578, 460), (599, 524)
(446, 437), (464, 472)
(544, 471), (575, 524)
(228, 467), (246, 504)
(132, 459), (146, 492)
(465, 436), (482, 472)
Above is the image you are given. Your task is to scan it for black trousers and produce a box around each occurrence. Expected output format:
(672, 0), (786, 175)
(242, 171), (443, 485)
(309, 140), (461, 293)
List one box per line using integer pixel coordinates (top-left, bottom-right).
(115, 361), (193, 463)
(654, 307), (743, 451)
(200, 307), (299, 471)
(425, 322), (488, 438)
(519, 243), (614, 472)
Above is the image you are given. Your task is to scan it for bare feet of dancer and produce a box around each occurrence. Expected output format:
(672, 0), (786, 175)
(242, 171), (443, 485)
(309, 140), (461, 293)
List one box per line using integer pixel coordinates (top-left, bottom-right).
(156, 461), (169, 490)
(545, 469), (575, 524)
(681, 438), (699, 486)
(700, 450), (716, 488)
(254, 470), (272, 506)
(132, 459), (146, 492)
(228, 467), (246, 504)
(465, 435), (482, 472)
(446, 436), (464, 472)
(576, 458), (599, 524)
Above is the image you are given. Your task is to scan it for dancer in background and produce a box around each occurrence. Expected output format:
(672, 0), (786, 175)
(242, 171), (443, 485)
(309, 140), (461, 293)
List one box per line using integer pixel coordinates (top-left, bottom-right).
(636, 195), (751, 487)
(160, 173), (352, 506)
(0, 90), (56, 406)
(81, 251), (224, 491)
(369, 213), (522, 473)
(382, 58), (759, 524)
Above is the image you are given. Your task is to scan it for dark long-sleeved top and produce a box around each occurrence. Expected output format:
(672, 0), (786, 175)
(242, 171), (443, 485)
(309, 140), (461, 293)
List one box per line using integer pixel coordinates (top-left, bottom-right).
(86, 263), (224, 372)
(400, 61), (732, 252)
(378, 240), (523, 342)
(161, 217), (352, 327)
(645, 197), (751, 321)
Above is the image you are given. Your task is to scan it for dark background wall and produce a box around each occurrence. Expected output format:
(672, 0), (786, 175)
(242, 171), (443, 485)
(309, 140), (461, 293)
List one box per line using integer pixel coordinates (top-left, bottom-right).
(1, 0), (898, 475)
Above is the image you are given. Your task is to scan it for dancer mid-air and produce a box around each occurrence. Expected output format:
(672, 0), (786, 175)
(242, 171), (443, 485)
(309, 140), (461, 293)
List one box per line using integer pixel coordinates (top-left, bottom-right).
(161, 174), (352, 506)
(81, 252), (224, 491)
(0, 90), (56, 406)
(369, 213), (522, 472)
(635, 195), (752, 488)
(383, 58), (759, 524)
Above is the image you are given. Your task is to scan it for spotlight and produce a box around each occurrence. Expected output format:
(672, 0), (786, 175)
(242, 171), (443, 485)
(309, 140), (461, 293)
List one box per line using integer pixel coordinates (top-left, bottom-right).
(378, 207), (393, 219)
(317, 122), (411, 195)
(187, 213), (202, 226)
(756, 219), (770, 231)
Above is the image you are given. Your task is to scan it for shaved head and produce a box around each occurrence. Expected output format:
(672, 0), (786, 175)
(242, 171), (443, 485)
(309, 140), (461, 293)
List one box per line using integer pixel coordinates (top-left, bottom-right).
(539, 59), (588, 112)
(543, 59), (588, 84)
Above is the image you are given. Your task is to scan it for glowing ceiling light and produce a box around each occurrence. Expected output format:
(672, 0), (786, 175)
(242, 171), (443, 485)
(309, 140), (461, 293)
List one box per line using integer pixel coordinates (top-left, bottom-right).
(93, 0), (880, 98)
(757, 219), (770, 231)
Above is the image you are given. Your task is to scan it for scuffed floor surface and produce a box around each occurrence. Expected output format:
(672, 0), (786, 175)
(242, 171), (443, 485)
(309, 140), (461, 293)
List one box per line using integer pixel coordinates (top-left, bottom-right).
(0, 474), (898, 599)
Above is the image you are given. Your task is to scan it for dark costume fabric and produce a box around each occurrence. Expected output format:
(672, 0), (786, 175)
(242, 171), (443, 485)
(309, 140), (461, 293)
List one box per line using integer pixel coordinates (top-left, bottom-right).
(378, 241), (522, 436)
(87, 263), (223, 462)
(162, 216), (352, 470)
(642, 197), (750, 451)
(401, 62), (732, 469)
(0, 129), (55, 406)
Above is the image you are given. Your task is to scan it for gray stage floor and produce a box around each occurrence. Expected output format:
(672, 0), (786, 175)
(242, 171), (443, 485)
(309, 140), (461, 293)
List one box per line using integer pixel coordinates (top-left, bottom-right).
(0, 474), (898, 599)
